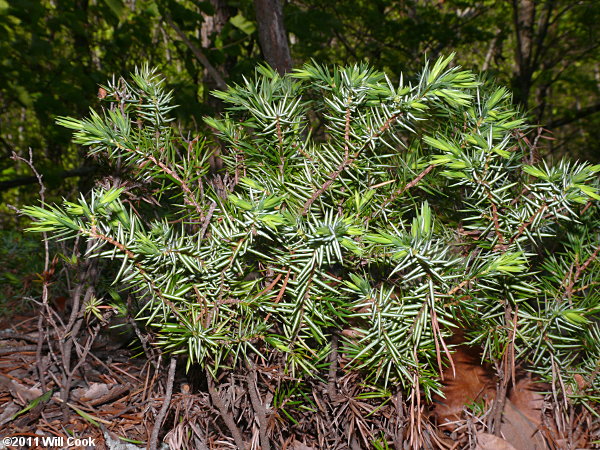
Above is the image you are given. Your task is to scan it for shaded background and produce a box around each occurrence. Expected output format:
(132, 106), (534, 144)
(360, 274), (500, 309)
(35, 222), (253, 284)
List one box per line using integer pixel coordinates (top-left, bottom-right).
(1, 0), (599, 220)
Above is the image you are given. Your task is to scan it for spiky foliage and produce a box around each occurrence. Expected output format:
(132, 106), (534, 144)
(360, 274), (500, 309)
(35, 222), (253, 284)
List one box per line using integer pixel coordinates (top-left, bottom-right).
(23, 59), (600, 407)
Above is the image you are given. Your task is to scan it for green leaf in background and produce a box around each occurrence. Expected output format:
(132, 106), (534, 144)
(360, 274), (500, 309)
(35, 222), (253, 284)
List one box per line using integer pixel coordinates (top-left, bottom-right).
(230, 12), (256, 35)
(103, 0), (128, 21)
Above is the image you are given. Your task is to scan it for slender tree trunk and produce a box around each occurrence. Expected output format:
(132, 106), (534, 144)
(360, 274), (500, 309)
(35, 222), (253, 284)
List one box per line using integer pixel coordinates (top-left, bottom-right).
(201, 0), (236, 105)
(511, 0), (536, 109)
(254, 0), (292, 74)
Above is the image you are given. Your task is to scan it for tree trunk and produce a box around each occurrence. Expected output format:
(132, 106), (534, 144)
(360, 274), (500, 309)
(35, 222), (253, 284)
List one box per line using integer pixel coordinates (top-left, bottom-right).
(254, 0), (292, 74)
(201, 0), (236, 105)
(511, 0), (536, 109)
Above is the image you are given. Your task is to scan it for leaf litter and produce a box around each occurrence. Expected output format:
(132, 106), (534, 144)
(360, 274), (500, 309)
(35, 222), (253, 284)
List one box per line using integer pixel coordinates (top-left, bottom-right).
(1, 311), (599, 449)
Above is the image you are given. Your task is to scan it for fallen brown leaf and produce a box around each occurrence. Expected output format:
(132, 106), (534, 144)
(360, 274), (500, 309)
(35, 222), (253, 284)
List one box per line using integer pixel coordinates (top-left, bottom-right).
(508, 375), (545, 427)
(476, 432), (517, 450)
(73, 382), (111, 402)
(432, 344), (496, 429)
(500, 398), (548, 450)
(0, 373), (42, 403)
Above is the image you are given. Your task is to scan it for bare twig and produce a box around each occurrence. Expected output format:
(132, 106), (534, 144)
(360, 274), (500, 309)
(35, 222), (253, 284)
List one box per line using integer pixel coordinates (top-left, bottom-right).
(247, 362), (271, 450)
(488, 194), (506, 246)
(263, 269), (290, 323)
(0, 344), (39, 354)
(11, 149), (49, 392)
(149, 356), (178, 450)
(60, 284), (93, 409)
(164, 15), (227, 90)
(487, 306), (517, 435)
(488, 362), (509, 436)
(393, 390), (405, 450)
(327, 333), (341, 402)
(0, 330), (40, 343)
(62, 297), (113, 416)
(206, 369), (245, 449)
(199, 201), (216, 240)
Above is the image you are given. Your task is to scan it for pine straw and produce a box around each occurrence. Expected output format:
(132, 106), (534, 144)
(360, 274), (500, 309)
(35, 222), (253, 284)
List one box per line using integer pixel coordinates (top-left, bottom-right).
(1, 313), (599, 449)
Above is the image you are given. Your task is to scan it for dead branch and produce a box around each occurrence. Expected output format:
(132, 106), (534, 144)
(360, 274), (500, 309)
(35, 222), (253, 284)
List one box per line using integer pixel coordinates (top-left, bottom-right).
(247, 363), (271, 450)
(206, 368), (245, 449)
(149, 356), (178, 450)
(164, 15), (227, 90)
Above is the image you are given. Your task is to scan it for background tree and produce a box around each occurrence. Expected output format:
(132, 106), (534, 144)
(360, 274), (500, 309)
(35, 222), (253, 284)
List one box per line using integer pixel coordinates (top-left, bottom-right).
(254, 0), (292, 74)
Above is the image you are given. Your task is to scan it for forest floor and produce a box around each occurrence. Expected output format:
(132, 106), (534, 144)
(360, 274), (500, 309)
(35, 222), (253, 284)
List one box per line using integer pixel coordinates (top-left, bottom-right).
(0, 311), (157, 449)
(1, 306), (598, 450)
